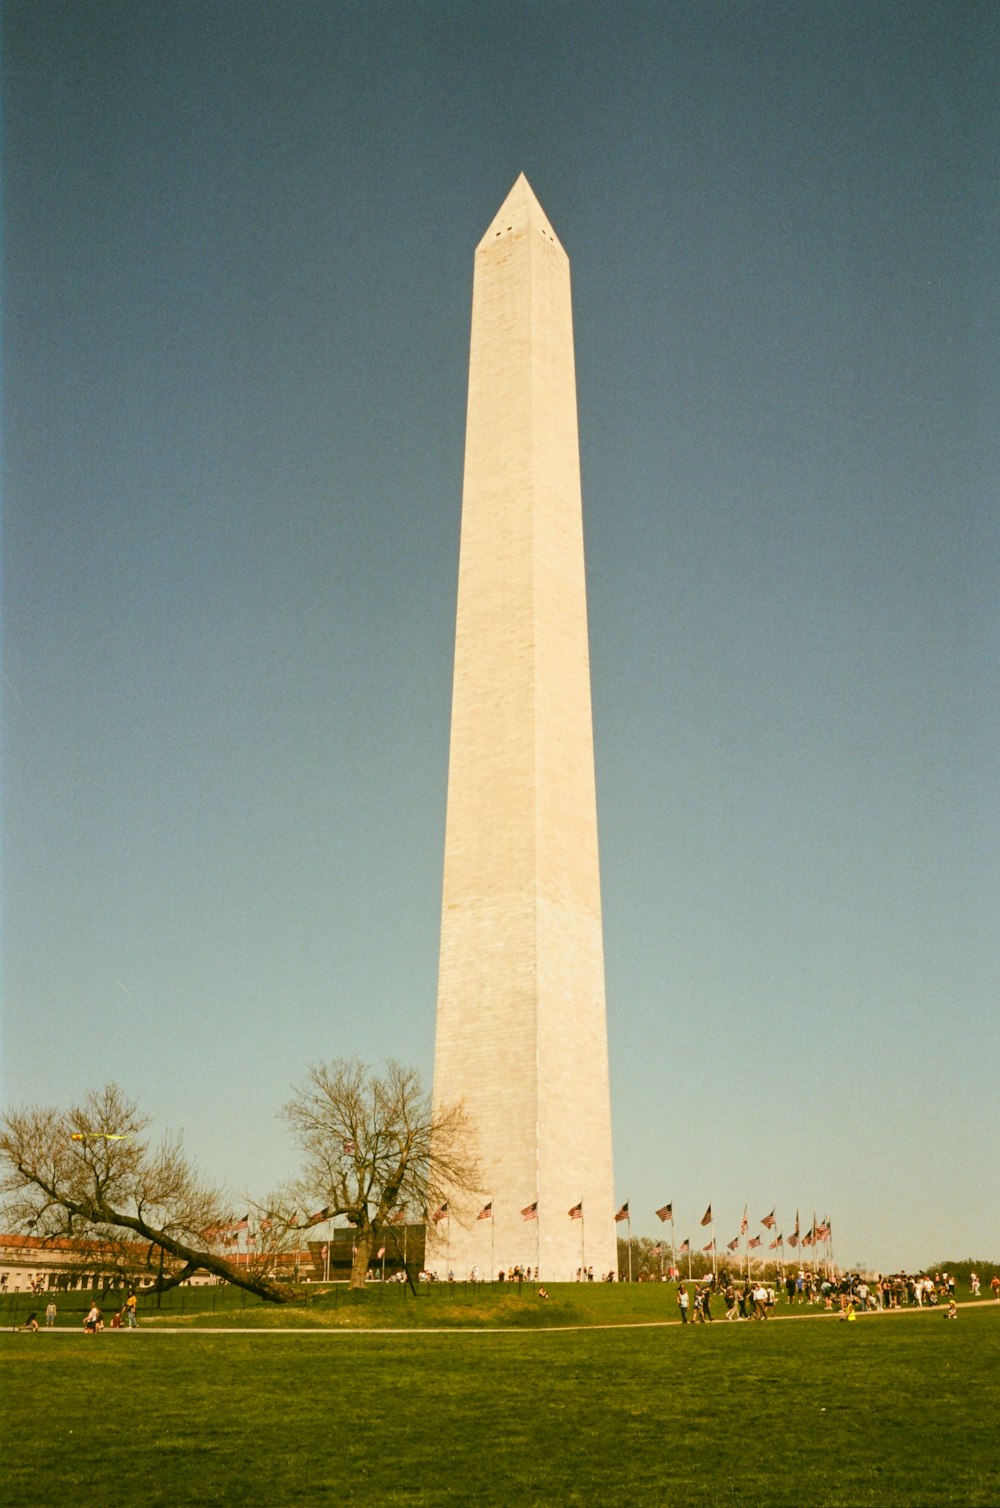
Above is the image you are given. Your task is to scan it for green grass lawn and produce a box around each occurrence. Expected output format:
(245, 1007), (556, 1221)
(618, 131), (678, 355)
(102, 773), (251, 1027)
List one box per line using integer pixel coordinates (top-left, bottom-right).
(2, 1295), (997, 1506)
(5, 1278), (784, 1330)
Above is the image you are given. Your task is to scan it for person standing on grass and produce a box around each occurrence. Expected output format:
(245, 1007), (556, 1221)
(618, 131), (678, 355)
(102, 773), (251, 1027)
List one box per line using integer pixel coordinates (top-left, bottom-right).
(84, 1303), (101, 1333)
(125, 1292), (137, 1328)
(677, 1284), (690, 1324)
(44, 1300), (57, 1327)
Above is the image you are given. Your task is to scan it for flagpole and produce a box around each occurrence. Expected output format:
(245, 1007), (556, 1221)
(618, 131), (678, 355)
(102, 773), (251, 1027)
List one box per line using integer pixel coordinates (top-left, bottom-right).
(773, 1203), (780, 1282)
(811, 1209), (818, 1283)
(655, 1203), (674, 1280)
(580, 1207), (586, 1280)
(535, 1203), (540, 1281)
(712, 1217), (717, 1280)
(490, 1206), (495, 1285)
(627, 1211), (633, 1283)
(687, 1241), (692, 1283)
(742, 1203), (749, 1286)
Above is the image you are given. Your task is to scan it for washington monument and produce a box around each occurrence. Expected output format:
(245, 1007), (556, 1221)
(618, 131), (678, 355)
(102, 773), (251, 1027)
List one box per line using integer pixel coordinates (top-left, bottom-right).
(430, 176), (616, 1282)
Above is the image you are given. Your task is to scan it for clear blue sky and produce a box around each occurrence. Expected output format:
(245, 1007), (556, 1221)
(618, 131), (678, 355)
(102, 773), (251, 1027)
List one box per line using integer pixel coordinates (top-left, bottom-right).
(3, 1), (997, 1273)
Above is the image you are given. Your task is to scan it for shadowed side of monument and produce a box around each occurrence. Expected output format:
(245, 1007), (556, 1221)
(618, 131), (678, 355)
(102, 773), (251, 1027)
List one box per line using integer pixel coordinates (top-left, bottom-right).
(430, 176), (616, 1283)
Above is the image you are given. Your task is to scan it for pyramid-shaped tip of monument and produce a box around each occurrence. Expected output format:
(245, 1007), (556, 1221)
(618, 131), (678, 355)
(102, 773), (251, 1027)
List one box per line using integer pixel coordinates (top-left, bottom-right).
(478, 174), (566, 254)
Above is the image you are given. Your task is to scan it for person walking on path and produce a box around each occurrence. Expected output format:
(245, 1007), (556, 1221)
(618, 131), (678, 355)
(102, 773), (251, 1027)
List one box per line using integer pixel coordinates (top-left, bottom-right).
(125, 1293), (138, 1328)
(677, 1284), (690, 1324)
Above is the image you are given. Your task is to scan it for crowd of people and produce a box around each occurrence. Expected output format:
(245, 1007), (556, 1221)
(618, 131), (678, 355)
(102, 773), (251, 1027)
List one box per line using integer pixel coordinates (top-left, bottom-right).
(676, 1275), (777, 1323)
(672, 1266), (994, 1322)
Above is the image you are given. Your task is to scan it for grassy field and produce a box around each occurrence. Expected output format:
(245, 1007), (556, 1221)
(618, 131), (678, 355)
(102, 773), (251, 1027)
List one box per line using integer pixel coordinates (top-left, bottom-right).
(2, 1292), (997, 1505)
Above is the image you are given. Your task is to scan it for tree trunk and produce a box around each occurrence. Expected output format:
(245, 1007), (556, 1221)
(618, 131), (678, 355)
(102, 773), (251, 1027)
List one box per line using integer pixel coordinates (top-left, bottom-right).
(87, 1210), (303, 1304)
(350, 1230), (373, 1289)
(139, 1241), (301, 1304)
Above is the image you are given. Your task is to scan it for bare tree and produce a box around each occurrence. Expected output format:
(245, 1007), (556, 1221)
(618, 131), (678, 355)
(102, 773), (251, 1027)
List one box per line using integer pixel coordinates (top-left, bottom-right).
(284, 1059), (480, 1289)
(0, 1084), (300, 1304)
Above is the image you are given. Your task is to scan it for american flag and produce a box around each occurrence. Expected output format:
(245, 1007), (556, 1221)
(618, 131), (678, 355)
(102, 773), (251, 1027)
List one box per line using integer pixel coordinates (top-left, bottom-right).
(700, 1205), (712, 1226)
(477, 1202), (493, 1221)
(761, 1208), (776, 1229)
(377, 1247), (385, 1258)
(390, 1209), (407, 1224)
(308, 1207), (332, 1226)
(614, 1202), (629, 1222)
(748, 1235), (762, 1249)
(521, 1202), (538, 1221)
(431, 1204), (449, 1224)
(568, 1203), (583, 1220)
(655, 1203), (673, 1223)
(740, 1206), (748, 1235)
(702, 1238), (715, 1253)
(727, 1237), (739, 1252)
(769, 1236), (780, 1250)
(678, 1239), (690, 1255)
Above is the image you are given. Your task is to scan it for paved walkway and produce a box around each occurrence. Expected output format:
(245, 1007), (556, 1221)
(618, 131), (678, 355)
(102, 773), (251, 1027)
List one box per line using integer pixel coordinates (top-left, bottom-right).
(9, 1299), (997, 1337)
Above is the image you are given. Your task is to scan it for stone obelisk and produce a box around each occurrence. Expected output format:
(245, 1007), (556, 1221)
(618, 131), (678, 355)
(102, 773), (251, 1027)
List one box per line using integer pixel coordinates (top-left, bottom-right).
(430, 175), (616, 1282)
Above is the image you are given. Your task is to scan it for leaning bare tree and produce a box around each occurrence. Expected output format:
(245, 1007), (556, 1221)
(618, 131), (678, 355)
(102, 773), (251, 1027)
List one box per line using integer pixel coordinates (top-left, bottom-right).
(0, 1084), (300, 1304)
(284, 1059), (480, 1289)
